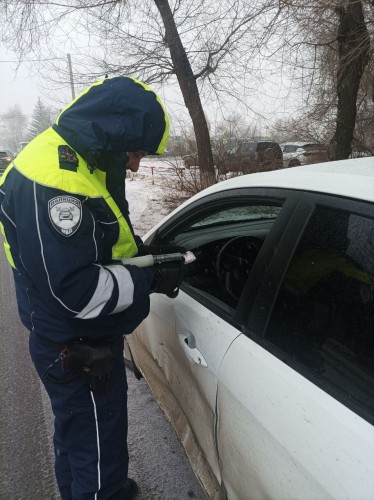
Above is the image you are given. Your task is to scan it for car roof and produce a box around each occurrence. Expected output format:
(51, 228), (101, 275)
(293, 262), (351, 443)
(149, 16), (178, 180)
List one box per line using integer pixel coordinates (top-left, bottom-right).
(240, 139), (274, 144)
(202, 157), (374, 201)
(144, 158), (374, 238)
(281, 142), (318, 147)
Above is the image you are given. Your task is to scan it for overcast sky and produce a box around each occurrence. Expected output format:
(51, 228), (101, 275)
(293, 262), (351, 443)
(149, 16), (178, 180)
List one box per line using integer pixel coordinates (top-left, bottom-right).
(0, 41), (193, 133)
(0, 46), (42, 117)
(0, 36), (298, 139)
(0, 0), (307, 144)
(0, 44), (234, 135)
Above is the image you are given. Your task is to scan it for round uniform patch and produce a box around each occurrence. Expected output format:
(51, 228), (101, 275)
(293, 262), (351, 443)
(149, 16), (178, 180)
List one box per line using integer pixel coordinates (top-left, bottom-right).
(48, 196), (82, 237)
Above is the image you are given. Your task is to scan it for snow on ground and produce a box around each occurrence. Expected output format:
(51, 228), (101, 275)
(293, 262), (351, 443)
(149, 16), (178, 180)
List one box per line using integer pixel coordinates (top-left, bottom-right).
(125, 158), (183, 237)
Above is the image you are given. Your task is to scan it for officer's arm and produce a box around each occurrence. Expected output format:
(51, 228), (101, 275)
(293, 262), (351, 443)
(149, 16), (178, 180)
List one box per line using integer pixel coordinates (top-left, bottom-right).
(17, 189), (152, 319)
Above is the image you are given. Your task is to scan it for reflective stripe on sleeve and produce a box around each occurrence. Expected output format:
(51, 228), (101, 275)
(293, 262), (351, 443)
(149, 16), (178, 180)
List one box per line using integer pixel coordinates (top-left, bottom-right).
(105, 264), (134, 314)
(75, 266), (114, 319)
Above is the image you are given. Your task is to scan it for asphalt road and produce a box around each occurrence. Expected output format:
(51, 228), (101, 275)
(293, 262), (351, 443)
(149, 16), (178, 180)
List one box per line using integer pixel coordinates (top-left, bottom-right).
(0, 244), (205, 500)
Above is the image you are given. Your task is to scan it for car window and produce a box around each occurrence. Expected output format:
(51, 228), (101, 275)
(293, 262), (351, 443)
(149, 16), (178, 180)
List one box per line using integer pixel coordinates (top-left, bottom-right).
(302, 144), (318, 151)
(228, 144), (240, 155)
(256, 142), (272, 152)
(242, 143), (257, 155)
(283, 145), (298, 153)
(189, 205), (281, 228)
(171, 203), (283, 309)
(266, 206), (374, 421)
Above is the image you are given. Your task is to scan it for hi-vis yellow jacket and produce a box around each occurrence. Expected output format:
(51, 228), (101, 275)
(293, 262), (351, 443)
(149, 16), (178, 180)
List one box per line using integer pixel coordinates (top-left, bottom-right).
(0, 76), (169, 342)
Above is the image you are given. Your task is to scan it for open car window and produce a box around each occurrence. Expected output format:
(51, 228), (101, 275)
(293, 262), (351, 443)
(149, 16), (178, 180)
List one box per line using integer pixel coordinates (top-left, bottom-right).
(168, 202), (283, 309)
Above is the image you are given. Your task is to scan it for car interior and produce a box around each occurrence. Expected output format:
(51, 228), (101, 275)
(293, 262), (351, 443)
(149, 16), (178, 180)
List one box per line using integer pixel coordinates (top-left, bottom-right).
(168, 204), (282, 308)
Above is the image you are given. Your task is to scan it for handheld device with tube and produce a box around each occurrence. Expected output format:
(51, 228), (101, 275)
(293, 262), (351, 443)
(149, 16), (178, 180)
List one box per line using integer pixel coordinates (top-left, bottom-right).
(121, 251), (196, 268)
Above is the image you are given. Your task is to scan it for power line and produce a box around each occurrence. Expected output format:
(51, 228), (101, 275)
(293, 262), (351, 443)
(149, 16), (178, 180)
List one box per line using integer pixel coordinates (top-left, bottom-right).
(0, 58), (63, 63)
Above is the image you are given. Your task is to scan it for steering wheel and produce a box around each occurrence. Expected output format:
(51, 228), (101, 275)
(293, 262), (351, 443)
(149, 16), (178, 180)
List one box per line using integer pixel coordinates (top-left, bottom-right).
(216, 236), (262, 301)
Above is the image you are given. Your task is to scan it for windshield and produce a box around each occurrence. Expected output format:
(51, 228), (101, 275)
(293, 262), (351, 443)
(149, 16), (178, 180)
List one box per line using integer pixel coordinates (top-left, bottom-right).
(228, 142), (258, 155)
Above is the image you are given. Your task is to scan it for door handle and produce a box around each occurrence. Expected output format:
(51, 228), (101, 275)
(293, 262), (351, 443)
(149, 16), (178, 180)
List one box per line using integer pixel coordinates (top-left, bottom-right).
(178, 333), (208, 367)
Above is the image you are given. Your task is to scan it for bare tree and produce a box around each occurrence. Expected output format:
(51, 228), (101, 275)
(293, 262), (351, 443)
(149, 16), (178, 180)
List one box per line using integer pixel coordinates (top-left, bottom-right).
(153, 0), (215, 187)
(274, 1), (372, 160)
(331, 1), (370, 159)
(1, 0), (283, 188)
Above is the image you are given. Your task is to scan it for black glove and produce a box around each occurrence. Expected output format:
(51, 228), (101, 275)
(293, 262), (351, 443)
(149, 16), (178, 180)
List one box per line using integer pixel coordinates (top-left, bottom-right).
(137, 243), (186, 256)
(151, 260), (185, 298)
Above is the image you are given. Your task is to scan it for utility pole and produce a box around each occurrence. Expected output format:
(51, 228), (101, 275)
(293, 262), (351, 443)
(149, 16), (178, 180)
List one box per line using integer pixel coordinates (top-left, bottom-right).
(67, 53), (76, 100)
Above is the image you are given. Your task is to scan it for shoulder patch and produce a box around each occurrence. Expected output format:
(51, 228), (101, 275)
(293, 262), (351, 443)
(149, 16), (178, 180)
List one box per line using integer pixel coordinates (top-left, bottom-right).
(58, 145), (79, 171)
(48, 196), (82, 237)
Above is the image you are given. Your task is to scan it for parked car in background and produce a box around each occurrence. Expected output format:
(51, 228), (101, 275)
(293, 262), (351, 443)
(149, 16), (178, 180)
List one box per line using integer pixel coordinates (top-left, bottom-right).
(126, 158), (374, 500)
(217, 139), (283, 175)
(183, 146), (221, 169)
(182, 152), (199, 168)
(350, 144), (373, 158)
(0, 150), (15, 175)
(281, 142), (329, 167)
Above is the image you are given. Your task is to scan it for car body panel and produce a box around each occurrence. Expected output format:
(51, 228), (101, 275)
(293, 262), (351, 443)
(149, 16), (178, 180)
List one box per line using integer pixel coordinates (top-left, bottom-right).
(128, 328), (222, 498)
(141, 159), (374, 243)
(129, 290), (241, 482)
(127, 159), (374, 499)
(217, 333), (374, 499)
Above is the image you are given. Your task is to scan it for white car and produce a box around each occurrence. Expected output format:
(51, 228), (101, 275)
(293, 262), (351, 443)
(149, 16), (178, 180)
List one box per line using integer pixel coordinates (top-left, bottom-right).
(126, 158), (374, 500)
(281, 142), (329, 167)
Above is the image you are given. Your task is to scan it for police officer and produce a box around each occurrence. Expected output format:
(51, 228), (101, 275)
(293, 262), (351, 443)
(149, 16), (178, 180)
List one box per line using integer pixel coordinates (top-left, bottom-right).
(0, 76), (184, 499)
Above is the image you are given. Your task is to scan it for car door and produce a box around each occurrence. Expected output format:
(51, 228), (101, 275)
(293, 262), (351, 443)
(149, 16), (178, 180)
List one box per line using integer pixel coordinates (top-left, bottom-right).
(129, 187), (299, 492)
(216, 193), (374, 499)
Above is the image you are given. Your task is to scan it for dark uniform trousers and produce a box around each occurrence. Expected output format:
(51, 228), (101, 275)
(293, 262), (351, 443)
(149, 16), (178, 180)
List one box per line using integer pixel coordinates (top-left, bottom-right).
(29, 332), (129, 500)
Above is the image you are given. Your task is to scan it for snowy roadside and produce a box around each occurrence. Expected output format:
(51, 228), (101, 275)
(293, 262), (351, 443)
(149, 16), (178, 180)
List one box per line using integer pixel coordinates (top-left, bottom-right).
(126, 158), (237, 237)
(126, 159), (182, 236)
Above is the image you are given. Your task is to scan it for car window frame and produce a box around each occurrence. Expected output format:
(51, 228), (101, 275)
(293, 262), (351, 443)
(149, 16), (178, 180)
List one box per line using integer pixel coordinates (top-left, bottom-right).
(150, 187), (302, 329)
(244, 190), (374, 424)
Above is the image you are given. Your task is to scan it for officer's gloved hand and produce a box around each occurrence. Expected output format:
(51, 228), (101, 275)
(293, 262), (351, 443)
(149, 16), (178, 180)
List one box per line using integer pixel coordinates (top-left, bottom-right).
(137, 243), (186, 256)
(151, 261), (185, 298)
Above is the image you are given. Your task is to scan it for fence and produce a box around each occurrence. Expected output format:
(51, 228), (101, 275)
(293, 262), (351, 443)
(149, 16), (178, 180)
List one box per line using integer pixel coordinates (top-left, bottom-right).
(132, 158), (187, 185)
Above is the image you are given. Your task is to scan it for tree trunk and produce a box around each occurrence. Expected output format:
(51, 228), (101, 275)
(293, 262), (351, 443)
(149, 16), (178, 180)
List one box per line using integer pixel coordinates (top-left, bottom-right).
(153, 0), (216, 189)
(330, 1), (370, 161)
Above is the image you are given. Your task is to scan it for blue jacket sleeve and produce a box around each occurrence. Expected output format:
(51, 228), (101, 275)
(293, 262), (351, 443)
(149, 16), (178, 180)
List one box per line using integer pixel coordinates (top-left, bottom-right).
(15, 184), (153, 320)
